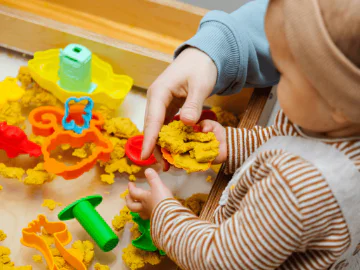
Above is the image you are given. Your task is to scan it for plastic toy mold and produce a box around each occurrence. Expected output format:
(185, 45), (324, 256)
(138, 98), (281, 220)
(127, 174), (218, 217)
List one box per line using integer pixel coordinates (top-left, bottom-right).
(29, 105), (113, 180)
(21, 214), (86, 270)
(62, 97), (94, 134)
(58, 195), (119, 252)
(0, 77), (25, 108)
(28, 45), (133, 109)
(125, 135), (157, 166)
(130, 212), (165, 255)
(58, 44), (96, 93)
(0, 122), (42, 158)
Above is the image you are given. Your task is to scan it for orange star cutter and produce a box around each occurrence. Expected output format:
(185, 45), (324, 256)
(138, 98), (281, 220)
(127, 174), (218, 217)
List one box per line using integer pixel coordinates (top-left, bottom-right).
(29, 104), (113, 179)
(21, 214), (86, 270)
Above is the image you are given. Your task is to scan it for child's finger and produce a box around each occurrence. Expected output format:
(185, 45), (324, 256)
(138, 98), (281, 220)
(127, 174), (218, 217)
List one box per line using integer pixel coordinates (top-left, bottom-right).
(128, 183), (148, 201)
(200, 119), (217, 133)
(144, 168), (162, 188)
(128, 182), (136, 190)
(125, 195), (143, 212)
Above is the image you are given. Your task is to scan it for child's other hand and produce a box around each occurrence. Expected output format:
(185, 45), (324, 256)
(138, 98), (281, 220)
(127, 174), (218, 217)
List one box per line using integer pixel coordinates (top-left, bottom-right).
(126, 168), (174, 219)
(200, 120), (227, 164)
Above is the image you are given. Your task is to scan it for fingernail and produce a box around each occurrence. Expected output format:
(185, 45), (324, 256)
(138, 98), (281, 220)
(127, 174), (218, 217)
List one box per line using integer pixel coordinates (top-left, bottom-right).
(145, 168), (154, 176)
(140, 150), (146, 160)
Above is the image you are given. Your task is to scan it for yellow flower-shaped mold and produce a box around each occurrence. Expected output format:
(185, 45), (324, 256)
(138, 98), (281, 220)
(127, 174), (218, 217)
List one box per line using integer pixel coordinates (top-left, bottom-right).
(0, 77), (25, 108)
(28, 49), (133, 109)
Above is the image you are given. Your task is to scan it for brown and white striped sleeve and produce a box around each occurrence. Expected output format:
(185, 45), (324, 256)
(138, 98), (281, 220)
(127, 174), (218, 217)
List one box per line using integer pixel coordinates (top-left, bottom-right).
(151, 155), (304, 269)
(151, 149), (350, 270)
(225, 125), (278, 174)
(225, 110), (300, 175)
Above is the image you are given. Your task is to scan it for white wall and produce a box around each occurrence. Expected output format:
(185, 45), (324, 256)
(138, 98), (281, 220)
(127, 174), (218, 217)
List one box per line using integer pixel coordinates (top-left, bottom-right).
(179, 0), (250, 12)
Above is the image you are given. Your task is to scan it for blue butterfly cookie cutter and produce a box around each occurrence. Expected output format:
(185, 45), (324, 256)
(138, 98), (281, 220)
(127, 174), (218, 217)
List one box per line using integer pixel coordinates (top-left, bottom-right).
(62, 97), (94, 134)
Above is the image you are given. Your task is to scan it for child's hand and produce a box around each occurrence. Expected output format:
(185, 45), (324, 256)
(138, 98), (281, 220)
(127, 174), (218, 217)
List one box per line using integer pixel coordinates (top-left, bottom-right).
(142, 48), (217, 160)
(126, 168), (174, 219)
(200, 120), (227, 164)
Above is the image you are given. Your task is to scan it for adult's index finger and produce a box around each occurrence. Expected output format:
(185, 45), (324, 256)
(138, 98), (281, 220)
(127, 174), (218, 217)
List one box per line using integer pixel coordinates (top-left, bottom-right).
(141, 89), (169, 160)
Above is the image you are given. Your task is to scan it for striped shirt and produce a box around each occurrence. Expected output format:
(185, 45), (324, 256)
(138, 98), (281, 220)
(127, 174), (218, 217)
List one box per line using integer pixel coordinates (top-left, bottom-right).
(151, 110), (360, 270)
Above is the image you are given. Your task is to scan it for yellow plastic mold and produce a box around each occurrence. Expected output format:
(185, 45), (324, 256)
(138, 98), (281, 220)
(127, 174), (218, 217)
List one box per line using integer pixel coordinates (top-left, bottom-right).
(28, 49), (133, 109)
(0, 77), (25, 108)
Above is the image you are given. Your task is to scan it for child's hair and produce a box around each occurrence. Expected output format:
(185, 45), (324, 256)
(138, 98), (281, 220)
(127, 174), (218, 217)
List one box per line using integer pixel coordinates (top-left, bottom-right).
(319, 0), (360, 68)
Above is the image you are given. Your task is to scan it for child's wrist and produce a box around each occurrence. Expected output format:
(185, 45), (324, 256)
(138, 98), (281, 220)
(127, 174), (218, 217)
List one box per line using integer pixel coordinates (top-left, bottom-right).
(150, 197), (180, 224)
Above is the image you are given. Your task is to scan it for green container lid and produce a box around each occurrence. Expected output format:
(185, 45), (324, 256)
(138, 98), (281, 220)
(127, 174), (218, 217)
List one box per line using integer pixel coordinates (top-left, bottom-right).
(58, 44), (97, 93)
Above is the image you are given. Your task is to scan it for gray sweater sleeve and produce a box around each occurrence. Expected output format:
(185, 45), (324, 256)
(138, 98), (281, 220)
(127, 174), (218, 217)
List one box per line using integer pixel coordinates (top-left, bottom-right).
(174, 0), (279, 95)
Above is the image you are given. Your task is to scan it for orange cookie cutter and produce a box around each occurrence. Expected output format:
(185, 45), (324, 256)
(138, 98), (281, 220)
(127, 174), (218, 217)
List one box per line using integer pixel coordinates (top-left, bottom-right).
(161, 148), (175, 165)
(21, 214), (86, 270)
(29, 104), (113, 179)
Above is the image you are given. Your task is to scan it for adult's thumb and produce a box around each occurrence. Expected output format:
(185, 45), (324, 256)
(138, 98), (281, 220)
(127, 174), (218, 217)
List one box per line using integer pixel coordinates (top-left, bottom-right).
(180, 88), (207, 125)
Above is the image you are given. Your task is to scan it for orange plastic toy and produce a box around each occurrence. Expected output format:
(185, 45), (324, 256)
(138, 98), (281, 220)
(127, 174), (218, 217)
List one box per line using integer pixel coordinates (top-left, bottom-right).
(29, 105), (113, 180)
(161, 148), (175, 165)
(21, 214), (86, 270)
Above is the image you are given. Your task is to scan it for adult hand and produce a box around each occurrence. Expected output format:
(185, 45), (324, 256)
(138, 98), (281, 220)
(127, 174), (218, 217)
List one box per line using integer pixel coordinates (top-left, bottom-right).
(142, 48), (217, 159)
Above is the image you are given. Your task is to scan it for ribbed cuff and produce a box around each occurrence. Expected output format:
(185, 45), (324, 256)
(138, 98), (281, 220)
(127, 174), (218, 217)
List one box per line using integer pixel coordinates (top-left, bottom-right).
(175, 11), (248, 96)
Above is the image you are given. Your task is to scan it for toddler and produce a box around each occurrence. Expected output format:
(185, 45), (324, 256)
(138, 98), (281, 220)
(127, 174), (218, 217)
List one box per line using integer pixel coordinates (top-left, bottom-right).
(127, 0), (360, 269)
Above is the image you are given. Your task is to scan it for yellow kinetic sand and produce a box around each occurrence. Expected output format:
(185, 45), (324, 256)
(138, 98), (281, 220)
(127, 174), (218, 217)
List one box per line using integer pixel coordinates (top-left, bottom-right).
(158, 120), (219, 173)
(0, 77), (25, 109)
(28, 45), (133, 109)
